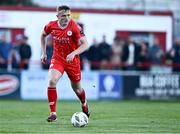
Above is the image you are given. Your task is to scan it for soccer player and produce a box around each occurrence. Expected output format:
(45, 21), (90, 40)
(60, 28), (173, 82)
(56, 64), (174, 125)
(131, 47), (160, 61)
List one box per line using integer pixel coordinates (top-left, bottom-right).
(40, 5), (90, 122)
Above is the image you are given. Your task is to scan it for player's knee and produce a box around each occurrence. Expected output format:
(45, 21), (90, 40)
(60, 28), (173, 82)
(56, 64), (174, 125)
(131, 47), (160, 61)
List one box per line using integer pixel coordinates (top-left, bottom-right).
(71, 81), (81, 90)
(72, 85), (83, 94)
(48, 78), (57, 86)
(71, 85), (78, 90)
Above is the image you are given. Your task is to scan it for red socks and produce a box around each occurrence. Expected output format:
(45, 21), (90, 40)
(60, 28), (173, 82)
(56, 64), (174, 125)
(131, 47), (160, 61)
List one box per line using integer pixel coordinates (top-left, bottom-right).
(47, 87), (57, 113)
(76, 89), (89, 114)
(47, 87), (87, 113)
(76, 89), (86, 104)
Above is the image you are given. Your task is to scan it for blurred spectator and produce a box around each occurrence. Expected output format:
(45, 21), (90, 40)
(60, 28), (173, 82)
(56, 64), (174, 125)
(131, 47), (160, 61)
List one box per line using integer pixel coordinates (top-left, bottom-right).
(148, 37), (164, 65)
(8, 35), (21, 70)
(136, 39), (149, 70)
(0, 35), (12, 70)
(98, 35), (112, 69)
(122, 37), (139, 70)
(87, 38), (100, 70)
(169, 37), (180, 72)
(18, 34), (32, 70)
(42, 35), (53, 69)
(110, 36), (124, 69)
(80, 50), (88, 70)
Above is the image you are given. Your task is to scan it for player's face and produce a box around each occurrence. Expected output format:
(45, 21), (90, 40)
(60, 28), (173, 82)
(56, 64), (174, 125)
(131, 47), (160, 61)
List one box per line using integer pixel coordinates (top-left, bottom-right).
(57, 10), (71, 26)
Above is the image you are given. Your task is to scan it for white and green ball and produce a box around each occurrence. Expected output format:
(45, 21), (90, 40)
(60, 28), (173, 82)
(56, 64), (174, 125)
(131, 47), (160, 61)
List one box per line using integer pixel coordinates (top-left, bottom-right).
(71, 112), (88, 127)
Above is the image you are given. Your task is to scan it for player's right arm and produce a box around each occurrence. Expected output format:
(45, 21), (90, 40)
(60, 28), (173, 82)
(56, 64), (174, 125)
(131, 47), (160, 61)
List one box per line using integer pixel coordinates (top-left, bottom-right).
(41, 21), (52, 64)
(40, 31), (48, 64)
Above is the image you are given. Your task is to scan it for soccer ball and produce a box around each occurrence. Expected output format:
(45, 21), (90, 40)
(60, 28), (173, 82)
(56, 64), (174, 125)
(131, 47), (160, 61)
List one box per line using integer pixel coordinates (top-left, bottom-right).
(71, 112), (88, 127)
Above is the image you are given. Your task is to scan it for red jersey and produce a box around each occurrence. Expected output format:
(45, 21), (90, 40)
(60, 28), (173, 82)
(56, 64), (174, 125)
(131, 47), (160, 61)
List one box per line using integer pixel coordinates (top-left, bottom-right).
(44, 19), (84, 62)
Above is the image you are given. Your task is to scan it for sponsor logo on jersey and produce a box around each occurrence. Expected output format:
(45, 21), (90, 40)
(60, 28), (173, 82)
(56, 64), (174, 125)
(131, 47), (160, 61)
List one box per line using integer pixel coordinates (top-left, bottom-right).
(67, 30), (72, 36)
(0, 75), (19, 96)
(53, 36), (70, 44)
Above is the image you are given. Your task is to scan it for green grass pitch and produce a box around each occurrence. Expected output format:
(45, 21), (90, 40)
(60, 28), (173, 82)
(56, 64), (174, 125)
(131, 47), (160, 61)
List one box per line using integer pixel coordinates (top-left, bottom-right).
(0, 100), (180, 133)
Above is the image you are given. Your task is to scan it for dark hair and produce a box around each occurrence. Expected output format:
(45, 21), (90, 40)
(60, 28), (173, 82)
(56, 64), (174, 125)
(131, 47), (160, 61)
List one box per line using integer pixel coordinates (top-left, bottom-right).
(57, 5), (70, 12)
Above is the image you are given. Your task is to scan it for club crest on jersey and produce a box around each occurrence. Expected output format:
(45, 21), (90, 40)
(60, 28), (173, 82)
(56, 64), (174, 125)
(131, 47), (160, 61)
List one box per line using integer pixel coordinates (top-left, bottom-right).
(67, 30), (72, 36)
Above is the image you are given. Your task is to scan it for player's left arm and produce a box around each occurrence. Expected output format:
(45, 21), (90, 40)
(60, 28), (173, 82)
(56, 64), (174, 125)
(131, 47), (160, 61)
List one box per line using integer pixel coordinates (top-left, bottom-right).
(66, 36), (88, 62)
(75, 36), (89, 54)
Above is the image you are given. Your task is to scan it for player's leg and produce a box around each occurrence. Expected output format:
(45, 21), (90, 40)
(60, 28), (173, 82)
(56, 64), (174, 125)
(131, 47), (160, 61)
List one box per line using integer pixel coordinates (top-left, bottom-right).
(47, 60), (64, 122)
(70, 81), (90, 117)
(47, 69), (62, 122)
(65, 59), (90, 117)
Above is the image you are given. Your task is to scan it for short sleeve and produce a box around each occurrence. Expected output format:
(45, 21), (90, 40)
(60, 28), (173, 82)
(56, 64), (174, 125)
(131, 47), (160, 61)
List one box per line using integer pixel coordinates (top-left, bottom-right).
(44, 22), (51, 35)
(73, 23), (85, 40)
